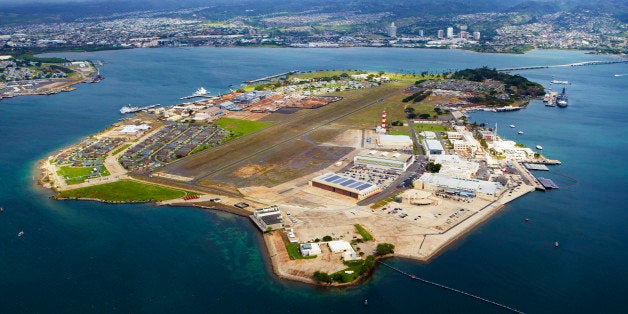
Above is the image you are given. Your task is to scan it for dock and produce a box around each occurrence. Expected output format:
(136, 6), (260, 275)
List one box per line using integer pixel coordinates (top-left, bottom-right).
(244, 71), (298, 84)
(523, 163), (549, 171)
(538, 177), (559, 189)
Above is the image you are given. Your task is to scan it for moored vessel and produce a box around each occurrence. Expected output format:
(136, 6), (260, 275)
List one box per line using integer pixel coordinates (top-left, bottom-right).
(556, 87), (568, 108)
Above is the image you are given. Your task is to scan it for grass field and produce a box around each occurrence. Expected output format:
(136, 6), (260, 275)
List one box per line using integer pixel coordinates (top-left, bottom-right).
(354, 224), (373, 241)
(56, 180), (196, 202)
(285, 243), (316, 260)
(413, 123), (449, 132)
(57, 165), (110, 185)
(294, 70), (363, 80)
(386, 72), (444, 82)
(213, 118), (273, 142)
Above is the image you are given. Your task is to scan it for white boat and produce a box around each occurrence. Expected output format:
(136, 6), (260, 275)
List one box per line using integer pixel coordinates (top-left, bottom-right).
(554, 241), (559, 247)
(551, 80), (570, 85)
(509, 124), (515, 128)
(120, 105), (139, 114)
(192, 87), (207, 97)
(18, 231), (24, 237)
(181, 87), (209, 99)
(518, 131), (524, 135)
(536, 145), (543, 150)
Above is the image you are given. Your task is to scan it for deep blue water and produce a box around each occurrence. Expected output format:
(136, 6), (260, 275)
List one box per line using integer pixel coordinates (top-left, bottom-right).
(0, 48), (626, 313)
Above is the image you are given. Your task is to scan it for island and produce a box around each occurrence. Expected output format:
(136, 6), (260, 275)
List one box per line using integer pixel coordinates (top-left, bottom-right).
(39, 68), (559, 286)
(0, 54), (100, 100)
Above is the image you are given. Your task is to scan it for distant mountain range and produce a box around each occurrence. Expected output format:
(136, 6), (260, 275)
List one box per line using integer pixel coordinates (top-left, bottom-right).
(0, 0), (626, 25)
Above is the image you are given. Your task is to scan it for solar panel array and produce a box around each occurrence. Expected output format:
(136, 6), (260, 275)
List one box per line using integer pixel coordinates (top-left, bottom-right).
(318, 173), (374, 192)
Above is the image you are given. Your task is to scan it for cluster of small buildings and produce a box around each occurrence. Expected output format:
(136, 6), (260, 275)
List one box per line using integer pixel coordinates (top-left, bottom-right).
(120, 123), (223, 174)
(299, 240), (358, 261)
(218, 91), (275, 111)
(54, 137), (124, 166)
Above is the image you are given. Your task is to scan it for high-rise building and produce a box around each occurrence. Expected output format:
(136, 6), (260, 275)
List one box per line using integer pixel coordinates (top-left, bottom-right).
(459, 25), (468, 31)
(446, 27), (454, 38)
(388, 22), (397, 38)
(473, 31), (481, 41)
(419, 29), (424, 37)
(437, 29), (444, 39)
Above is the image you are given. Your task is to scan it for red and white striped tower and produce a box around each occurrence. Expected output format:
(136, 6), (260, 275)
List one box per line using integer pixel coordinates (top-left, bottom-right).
(381, 110), (387, 133)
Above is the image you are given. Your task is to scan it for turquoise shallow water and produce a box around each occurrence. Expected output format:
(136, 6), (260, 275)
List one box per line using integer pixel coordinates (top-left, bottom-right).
(0, 48), (626, 313)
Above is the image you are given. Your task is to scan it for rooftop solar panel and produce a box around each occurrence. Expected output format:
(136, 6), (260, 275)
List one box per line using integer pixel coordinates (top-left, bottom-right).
(325, 175), (342, 183)
(342, 179), (357, 187)
(356, 183), (372, 190)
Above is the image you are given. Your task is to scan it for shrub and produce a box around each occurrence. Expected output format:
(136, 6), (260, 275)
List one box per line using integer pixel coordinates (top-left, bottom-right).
(376, 243), (395, 255)
(313, 271), (332, 283)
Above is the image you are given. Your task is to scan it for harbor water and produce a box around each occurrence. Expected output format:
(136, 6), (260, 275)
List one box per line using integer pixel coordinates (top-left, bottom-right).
(0, 48), (626, 313)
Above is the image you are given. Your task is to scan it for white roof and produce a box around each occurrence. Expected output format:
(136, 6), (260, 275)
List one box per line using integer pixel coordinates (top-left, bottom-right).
(424, 139), (444, 151)
(433, 154), (461, 164)
(417, 172), (502, 195)
(379, 134), (412, 145)
(119, 124), (150, 134)
(328, 240), (353, 253)
(420, 131), (437, 139)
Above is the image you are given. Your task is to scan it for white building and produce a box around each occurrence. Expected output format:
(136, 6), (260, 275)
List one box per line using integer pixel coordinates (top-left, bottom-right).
(300, 243), (322, 257)
(354, 150), (415, 172)
(414, 173), (504, 199)
(446, 131), (464, 140)
(119, 124), (150, 134)
(490, 140), (535, 160)
(388, 22), (397, 38)
(328, 240), (358, 260)
(423, 139), (444, 157)
(432, 155), (480, 179)
(420, 131), (437, 139)
(378, 134), (413, 148)
(250, 205), (284, 231)
(447, 27), (454, 38)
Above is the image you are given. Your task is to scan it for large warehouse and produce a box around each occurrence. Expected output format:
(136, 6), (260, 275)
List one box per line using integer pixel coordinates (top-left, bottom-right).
(310, 173), (382, 200)
(423, 139), (444, 157)
(414, 172), (504, 199)
(354, 150), (415, 172)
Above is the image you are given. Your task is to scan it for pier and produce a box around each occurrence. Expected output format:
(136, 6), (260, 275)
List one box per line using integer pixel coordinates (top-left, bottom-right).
(538, 177), (560, 189)
(497, 60), (628, 72)
(378, 261), (525, 313)
(244, 71), (298, 84)
(523, 163), (549, 171)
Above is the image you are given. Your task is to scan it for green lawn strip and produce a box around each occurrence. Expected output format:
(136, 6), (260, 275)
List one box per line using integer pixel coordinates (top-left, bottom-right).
(213, 117), (274, 142)
(285, 243), (316, 260)
(57, 166), (94, 178)
(111, 144), (131, 156)
(295, 70), (362, 80)
(56, 180), (197, 202)
(413, 123), (449, 132)
(354, 224), (373, 241)
(57, 165), (109, 185)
